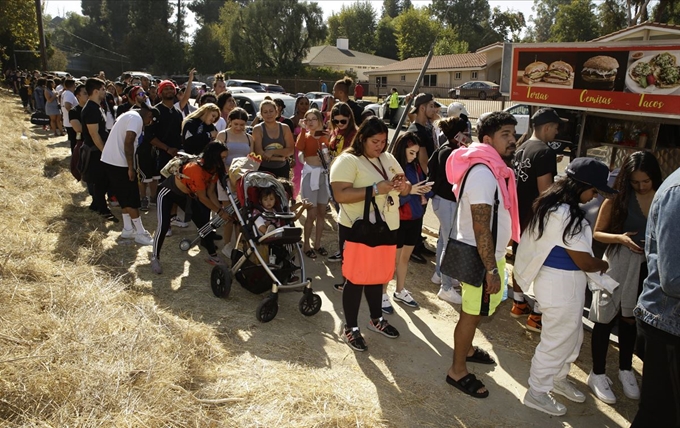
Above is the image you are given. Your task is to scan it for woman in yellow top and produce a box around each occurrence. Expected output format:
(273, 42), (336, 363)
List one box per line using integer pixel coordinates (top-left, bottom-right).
(330, 116), (411, 352)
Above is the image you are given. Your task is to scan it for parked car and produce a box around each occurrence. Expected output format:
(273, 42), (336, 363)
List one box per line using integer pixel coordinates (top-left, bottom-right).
(262, 83), (286, 93)
(226, 79), (265, 92)
(231, 93), (297, 125)
(363, 96), (448, 128)
(305, 92), (332, 109)
(449, 81), (501, 100)
(117, 71), (153, 83)
(182, 81), (206, 99)
(226, 86), (257, 94)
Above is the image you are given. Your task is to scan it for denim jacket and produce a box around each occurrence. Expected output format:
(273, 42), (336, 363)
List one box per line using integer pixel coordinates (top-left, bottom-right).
(634, 167), (680, 336)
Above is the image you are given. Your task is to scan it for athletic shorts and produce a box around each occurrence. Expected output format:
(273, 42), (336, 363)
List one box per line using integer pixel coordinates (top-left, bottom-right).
(397, 218), (423, 248)
(135, 143), (159, 183)
(301, 169), (330, 205)
(461, 258), (506, 317)
(105, 163), (141, 209)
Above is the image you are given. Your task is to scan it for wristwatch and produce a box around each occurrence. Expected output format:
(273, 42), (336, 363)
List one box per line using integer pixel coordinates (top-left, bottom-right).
(487, 268), (499, 276)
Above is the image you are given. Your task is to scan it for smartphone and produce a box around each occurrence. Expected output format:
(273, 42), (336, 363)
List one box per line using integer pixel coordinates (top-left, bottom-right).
(314, 130), (326, 137)
(392, 173), (405, 182)
(425, 181), (434, 186)
(454, 132), (471, 146)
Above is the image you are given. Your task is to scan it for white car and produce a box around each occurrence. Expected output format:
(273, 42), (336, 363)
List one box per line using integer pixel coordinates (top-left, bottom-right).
(227, 86), (257, 94)
(305, 92), (332, 109)
(231, 93), (297, 125)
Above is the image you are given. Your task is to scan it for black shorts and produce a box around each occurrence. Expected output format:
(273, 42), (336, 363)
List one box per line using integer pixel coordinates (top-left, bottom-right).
(135, 143), (159, 182)
(397, 218), (423, 248)
(105, 163), (141, 209)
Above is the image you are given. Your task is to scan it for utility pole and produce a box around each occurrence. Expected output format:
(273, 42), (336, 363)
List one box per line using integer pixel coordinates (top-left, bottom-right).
(35, 0), (48, 71)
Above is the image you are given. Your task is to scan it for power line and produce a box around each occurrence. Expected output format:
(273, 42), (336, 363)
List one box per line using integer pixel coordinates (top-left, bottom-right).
(57, 27), (129, 59)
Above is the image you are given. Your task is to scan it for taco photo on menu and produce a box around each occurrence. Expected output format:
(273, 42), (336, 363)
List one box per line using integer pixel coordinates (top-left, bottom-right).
(522, 61), (548, 84)
(628, 51), (680, 90)
(581, 56), (619, 89)
(543, 61), (574, 85)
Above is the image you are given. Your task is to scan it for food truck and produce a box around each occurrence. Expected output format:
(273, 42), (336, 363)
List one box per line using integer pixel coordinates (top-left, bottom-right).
(501, 41), (680, 178)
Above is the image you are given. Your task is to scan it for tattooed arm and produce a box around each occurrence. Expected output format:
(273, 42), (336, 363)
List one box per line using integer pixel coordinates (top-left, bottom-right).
(471, 203), (501, 294)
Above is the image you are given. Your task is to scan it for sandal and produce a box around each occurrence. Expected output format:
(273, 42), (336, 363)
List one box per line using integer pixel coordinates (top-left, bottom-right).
(315, 247), (328, 257)
(446, 373), (489, 399)
(305, 249), (317, 259)
(465, 347), (496, 365)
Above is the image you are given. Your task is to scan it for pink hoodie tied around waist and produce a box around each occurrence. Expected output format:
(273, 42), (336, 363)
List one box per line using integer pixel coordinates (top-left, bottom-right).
(445, 142), (521, 243)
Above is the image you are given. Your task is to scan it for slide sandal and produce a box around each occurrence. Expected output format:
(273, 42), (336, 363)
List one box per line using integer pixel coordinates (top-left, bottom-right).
(305, 249), (317, 259)
(466, 347), (496, 365)
(446, 374), (489, 399)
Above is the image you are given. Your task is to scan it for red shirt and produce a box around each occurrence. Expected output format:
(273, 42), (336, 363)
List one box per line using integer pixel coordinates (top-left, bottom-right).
(180, 162), (217, 194)
(354, 84), (364, 99)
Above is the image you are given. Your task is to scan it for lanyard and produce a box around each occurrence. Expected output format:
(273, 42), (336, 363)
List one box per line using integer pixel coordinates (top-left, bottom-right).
(365, 156), (388, 180)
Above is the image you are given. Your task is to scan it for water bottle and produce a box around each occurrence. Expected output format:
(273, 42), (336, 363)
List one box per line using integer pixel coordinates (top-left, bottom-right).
(320, 142), (331, 165)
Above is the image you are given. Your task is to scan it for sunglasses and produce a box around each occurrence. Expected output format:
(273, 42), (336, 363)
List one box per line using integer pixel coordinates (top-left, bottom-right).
(136, 91), (146, 97)
(332, 118), (348, 125)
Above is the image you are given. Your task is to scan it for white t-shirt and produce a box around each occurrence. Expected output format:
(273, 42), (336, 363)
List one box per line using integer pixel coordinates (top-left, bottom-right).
(61, 90), (77, 128)
(455, 164), (512, 260)
(215, 117), (227, 133)
(174, 101), (197, 119)
(101, 111), (143, 168)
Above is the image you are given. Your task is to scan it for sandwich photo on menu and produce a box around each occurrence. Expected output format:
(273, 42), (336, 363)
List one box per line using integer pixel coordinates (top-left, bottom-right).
(543, 61), (574, 85)
(581, 55), (620, 89)
(522, 61), (548, 84)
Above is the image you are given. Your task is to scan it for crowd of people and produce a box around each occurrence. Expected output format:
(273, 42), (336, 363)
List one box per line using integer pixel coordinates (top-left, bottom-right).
(5, 67), (679, 426)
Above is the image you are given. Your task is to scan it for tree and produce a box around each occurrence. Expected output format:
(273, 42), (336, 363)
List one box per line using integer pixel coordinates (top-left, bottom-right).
(530, 0), (571, 42)
(434, 27), (469, 55)
(374, 16), (398, 59)
(550, 0), (599, 42)
(430, 0), (496, 51)
(230, 0), (326, 74)
(47, 47), (68, 70)
(0, 0), (39, 64)
(382, 0), (400, 18)
(326, 2), (377, 53)
(393, 7), (437, 60)
(598, 0), (627, 35)
(188, 0), (230, 25)
(490, 8), (526, 42)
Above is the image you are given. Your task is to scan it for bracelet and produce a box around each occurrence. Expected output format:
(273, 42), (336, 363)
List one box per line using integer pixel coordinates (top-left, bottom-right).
(373, 182), (379, 196)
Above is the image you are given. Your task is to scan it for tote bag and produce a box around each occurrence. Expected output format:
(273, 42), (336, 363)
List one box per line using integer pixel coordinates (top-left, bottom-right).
(342, 187), (398, 285)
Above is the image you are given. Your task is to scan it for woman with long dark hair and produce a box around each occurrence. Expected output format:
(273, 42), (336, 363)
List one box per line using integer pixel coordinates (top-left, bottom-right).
(44, 79), (62, 136)
(330, 116), (411, 352)
(253, 99), (294, 178)
(515, 158), (613, 416)
(588, 151), (663, 404)
(151, 142), (231, 274)
(328, 102), (357, 157)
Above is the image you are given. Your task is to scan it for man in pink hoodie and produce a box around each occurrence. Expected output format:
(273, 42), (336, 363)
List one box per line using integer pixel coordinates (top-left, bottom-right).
(444, 111), (519, 399)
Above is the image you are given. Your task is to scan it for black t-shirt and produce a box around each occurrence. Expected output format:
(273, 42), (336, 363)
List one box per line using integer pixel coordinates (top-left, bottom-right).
(408, 122), (437, 159)
(144, 102), (183, 149)
(512, 139), (558, 230)
(81, 100), (109, 148)
(428, 142), (456, 201)
(346, 99), (365, 126)
(116, 102), (132, 118)
(69, 104), (83, 125)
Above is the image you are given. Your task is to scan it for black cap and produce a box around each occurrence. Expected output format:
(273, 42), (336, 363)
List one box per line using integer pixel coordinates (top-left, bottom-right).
(532, 108), (568, 126)
(566, 157), (617, 195)
(137, 102), (161, 121)
(410, 93), (434, 114)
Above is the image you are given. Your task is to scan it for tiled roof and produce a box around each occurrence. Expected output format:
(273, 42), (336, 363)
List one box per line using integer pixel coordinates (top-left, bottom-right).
(591, 21), (680, 41)
(365, 53), (487, 74)
(303, 45), (396, 67)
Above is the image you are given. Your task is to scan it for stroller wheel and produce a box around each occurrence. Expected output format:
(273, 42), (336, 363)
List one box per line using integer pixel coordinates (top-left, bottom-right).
(210, 265), (232, 298)
(256, 294), (278, 323)
(299, 292), (322, 316)
(179, 239), (192, 251)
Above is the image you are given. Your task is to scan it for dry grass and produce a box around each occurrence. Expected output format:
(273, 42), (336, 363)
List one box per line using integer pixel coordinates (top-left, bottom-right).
(0, 91), (383, 427)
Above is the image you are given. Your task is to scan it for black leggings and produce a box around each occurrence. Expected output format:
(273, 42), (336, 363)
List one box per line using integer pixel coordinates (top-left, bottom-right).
(591, 262), (647, 374)
(152, 179), (216, 260)
(343, 281), (383, 329)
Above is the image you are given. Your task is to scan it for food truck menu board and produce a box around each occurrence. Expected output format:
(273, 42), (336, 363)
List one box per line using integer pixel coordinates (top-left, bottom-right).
(510, 45), (680, 118)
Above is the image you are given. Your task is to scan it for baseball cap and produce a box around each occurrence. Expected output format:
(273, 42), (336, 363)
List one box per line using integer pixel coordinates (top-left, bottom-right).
(136, 102), (161, 121)
(565, 157), (617, 195)
(532, 108), (568, 126)
(447, 102), (469, 118)
(157, 80), (176, 95)
(410, 93), (434, 114)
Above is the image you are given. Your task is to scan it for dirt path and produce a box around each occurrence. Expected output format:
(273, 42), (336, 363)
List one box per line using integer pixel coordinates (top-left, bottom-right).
(29, 97), (638, 427)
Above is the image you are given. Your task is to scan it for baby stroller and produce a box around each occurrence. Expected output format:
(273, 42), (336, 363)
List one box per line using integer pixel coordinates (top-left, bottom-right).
(210, 170), (322, 323)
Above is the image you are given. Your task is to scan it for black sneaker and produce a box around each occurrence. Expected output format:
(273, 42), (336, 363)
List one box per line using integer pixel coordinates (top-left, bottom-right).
(410, 252), (426, 264)
(140, 197), (149, 212)
(327, 252), (342, 262)
(368, 318), (400, 339)
(420, 246), (437, 256)
(100, 210), (119, 223)
(343, 325), (367, 352)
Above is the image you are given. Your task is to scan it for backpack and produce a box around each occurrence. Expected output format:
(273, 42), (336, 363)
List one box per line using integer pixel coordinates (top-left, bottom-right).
(160, 152), (199, 179)
(427, 142), (449, 183)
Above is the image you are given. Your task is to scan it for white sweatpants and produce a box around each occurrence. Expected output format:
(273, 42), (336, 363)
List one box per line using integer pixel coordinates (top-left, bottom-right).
(528, 266), (587, 394)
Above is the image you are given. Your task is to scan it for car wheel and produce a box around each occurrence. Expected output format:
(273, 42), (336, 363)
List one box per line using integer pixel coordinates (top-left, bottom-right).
(479, 92), (486, 100)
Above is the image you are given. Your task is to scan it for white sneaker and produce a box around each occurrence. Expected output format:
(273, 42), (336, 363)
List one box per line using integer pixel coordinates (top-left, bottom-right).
(553, 378), (586, 403)
(165, 228), (172, 237)
(437, 287), (462, 304)
(170, 216), (189, 228)
(134, 231), (154, 246)
(523, 390), (567, 416)
(393, 289), (418, 308)
(120, 227), (135, 239)
(381, 293), (394, 315)
(431, 272), (442, 284)
(618, 370), (640, 400)
(221, 242), (234, 258)
(587, 371), (616, 404)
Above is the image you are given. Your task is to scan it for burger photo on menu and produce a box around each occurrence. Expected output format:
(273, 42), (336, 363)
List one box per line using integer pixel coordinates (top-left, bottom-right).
(543, 61), (574, 85)
(522, 61), (548, 84)
(579, 55), (621, 90)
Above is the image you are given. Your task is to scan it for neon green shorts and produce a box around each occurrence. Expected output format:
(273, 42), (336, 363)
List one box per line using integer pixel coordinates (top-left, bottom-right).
(461, 258), (506, 317)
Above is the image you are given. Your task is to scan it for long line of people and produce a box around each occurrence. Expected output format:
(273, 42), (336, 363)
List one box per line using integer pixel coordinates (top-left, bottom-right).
(7, 70), (677, 426)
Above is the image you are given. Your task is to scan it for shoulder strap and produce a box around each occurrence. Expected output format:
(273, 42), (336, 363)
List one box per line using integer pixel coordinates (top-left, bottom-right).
(450, 164), (500, 249)
(361, 186), (385, 226)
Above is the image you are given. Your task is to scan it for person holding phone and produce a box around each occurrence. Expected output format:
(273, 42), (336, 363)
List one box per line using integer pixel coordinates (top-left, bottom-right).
(295, 109), (330, 258)
(387, 132), (433, 311)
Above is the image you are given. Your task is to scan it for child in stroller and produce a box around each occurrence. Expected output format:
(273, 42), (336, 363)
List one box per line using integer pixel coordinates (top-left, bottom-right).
(253, 187), (285, 235)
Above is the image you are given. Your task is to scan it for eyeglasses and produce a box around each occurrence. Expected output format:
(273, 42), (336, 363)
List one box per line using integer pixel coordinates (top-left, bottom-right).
(305, 117), (319, 122)
(332, 118), (348, 125)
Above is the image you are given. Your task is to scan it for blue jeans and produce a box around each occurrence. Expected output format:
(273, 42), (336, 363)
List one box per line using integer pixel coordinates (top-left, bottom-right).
(432, 195), (458, 290)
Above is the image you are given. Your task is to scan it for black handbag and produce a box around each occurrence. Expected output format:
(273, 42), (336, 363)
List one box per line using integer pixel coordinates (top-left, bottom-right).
(440, 166), (499, 287)
(30, 110), (50, 126)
